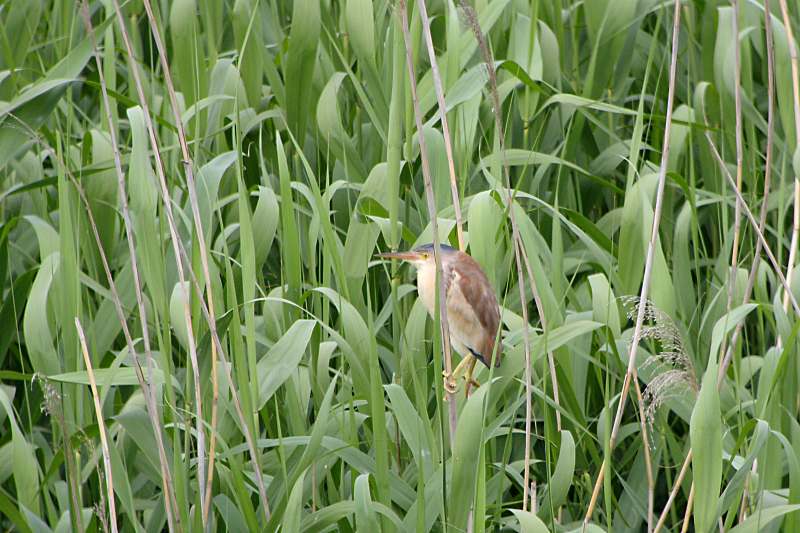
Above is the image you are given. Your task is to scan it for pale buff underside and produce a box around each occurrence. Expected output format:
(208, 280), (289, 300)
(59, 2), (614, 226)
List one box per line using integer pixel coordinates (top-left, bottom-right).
(416, 261), (485, 360)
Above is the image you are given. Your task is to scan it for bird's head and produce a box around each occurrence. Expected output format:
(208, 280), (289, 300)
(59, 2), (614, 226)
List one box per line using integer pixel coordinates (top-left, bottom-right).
(376, 243), (457, 269)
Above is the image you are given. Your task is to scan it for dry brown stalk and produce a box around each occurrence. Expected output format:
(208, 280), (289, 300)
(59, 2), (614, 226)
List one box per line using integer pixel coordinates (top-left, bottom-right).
(78, 3), (180, 528)
(584, 1), (682, 526)
(107, 0), (209, 523)
(706, 135), (800, 316)
(415, 0), (465, 252)
(653, 449), (693, 532)
(398, 0), (458, 441)
(680, 483), (695, 533)
(655, 7), (780, 524)
(454, 2), (546, 512)
(777, 0), (800, 312)
(720, 0), (746, 369)
(137, 0), (224, 522)
(75, 319), (118, 533)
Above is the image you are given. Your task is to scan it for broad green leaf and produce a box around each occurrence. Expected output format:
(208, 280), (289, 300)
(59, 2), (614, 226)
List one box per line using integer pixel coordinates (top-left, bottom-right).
(49, 367), (173, 388)
(345, 0), (376, 70)
(449, 384), (492, 530)
(196, 151), (237, 239)
(126, 106), (158, 215)
(539, 430), (576, 520)
(539, 93), (637, 116)
(282, 471), (306, 533)
(284, 0), (320, 139)
(253, 186), (279, 271)
(169, 281), (192, 351)
(256, 319), (315, 409)
(691, 361), (722, 533)
(588, 274), (620, 336)
(317, 72), (367, 182)
(0, 387), (39, 515)
(170, 0), (202, 106)
(710, 303), (758, 367)
(233, 0), (264, 108)
(385, 384), (432, 469)
(354, 474), (380, 532)
(23, 253), (59, 376)
(477, 148), (590, 177)
(511, 510), (549, 533)
(728, 505), (800, 533)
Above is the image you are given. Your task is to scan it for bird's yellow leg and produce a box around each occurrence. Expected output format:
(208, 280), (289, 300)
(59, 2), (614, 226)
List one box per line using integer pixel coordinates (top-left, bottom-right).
(463, 358), (479, 396)
(443, 356), (473, 394)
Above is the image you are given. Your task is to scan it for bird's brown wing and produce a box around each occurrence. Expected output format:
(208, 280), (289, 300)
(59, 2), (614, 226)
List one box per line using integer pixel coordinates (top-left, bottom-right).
(452, 253), (502, 367)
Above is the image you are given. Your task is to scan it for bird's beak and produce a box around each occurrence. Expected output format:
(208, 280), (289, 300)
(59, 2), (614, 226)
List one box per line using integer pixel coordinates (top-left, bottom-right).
(375, 251), (422, 262)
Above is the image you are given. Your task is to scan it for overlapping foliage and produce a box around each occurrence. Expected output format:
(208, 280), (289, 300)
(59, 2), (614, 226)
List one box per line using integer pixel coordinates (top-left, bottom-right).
(1, 0), (799, 531)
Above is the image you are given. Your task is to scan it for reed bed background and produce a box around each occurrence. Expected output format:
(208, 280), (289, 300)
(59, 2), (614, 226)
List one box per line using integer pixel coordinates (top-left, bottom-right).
(1, 0), (799, 531)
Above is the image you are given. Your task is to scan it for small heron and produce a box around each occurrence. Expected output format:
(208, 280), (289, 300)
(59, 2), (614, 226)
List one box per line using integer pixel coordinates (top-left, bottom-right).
(378, 244), (502, 393)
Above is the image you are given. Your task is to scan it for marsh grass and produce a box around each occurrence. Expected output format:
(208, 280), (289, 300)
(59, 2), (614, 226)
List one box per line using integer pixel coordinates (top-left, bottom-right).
(1, 1), (800, 532)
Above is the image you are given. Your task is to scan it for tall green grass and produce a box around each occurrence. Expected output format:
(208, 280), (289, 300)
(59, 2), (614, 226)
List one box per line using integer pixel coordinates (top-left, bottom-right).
(1, 0), (800, 532)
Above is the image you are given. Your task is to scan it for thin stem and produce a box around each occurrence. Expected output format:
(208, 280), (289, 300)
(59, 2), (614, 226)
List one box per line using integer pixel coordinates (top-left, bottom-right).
(585, 1), (682, 525)
(680, 483), (695, 533)
(78, 4), (179, 529)
(653, 449), (693, 533)
(777, 0), (800, 311)
(726, 0), (745, 314)
(706, 134), (800, 316)
(108, 1), (208, 523)
(416, 0), (464, 251)
(75, 319), (118, 533)
(137, 1), (223, 522)
(398, 0), (458, 441)
(719, 0), (777, 384)
(633, 377), (655, 532)
(453, 2), (542, 511)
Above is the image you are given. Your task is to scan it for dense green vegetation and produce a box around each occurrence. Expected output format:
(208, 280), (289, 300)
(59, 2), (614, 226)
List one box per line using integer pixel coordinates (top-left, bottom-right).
(2, 0), (800, 531)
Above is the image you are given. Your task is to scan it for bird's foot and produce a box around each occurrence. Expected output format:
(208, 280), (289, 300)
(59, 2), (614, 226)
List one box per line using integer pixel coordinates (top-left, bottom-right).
(442, 370), (459, 394)
(463, 375), (480, 397)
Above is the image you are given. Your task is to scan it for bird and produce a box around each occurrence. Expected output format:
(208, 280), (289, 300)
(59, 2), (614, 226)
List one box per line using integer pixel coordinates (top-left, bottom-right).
(377, 243), (502, 394)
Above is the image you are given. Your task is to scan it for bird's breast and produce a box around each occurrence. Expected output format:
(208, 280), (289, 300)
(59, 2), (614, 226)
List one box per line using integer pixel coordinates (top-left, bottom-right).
(416, 263), (437, 315)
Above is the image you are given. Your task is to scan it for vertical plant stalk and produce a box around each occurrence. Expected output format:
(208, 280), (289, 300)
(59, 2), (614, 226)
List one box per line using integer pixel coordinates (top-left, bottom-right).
(714, 1), (746, 521)
(399, 0), (458, 441)
(416, 0), (465, 252)
(78, 4), (179, 530)
(778, 0), (800, 311)
(75, 319), (118, 533)
(671, 86), (800, 533)
(680, 484), (695, 533)
(123, 3), (272, 520)
(707, 135), (800, 315)
(584, 1), (682, 525)
(720, 0), (778, 383)
(633, 377), (655, 531)
(721, 0), (746, 369)
(726, 0), (745, 317)
(655, 14), (779, 520)
(653, 451), (693, 532)
(518, 247), (563, 435)
(108, 0), (208, 522)
(454, 2), (546, 512)
(386, 2), (407, 491)
(137, 0), (223, 522)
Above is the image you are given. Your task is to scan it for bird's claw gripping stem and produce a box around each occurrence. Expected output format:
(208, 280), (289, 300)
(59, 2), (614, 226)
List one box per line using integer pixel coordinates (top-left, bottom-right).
(443, 357), (479, 397)
(443, 372), (458, 394)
